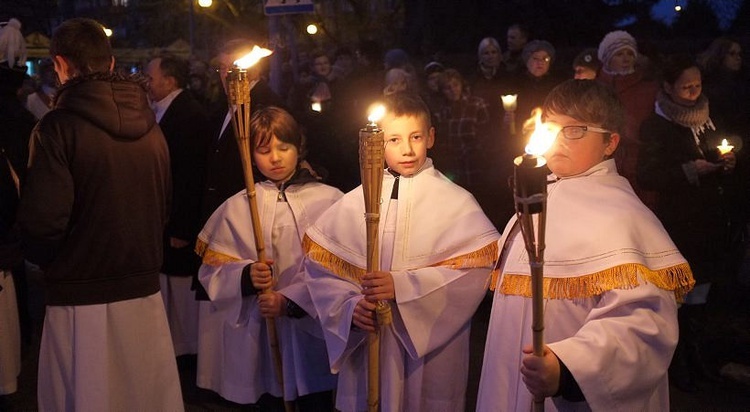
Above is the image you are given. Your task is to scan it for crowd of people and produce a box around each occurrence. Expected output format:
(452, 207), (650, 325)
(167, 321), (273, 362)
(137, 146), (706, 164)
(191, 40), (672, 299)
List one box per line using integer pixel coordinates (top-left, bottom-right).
(1, 14), (749, 412)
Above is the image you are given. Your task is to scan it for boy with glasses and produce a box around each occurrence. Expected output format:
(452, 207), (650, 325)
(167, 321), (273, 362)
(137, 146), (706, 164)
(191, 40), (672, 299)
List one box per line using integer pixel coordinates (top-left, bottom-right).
(477, 79), (694, 411)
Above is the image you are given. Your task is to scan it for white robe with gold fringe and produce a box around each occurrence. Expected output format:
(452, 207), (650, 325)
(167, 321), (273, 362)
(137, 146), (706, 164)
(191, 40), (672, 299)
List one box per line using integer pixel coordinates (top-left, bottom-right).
(195, 180), (342, 404)
(477, 159), (694, 412)
(304, 159), (500, 412)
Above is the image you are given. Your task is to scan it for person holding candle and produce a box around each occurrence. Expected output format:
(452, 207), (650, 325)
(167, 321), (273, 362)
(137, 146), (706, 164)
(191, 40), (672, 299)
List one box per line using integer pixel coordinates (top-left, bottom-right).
(478, 79), (694, 411)
(196, 106), (342, 409)
(304, 92), (500, 412)
(637, 55), (738, 392)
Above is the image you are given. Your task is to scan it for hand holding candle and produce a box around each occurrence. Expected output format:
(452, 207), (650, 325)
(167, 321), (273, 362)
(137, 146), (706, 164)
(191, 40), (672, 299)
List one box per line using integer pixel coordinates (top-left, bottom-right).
(717, 138), (734, 155)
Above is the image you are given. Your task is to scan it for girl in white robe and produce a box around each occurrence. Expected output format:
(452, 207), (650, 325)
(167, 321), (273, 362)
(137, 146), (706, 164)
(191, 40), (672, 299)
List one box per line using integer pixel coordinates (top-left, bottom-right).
(195, 106), (342, 409)
(477, 79), (695, 411)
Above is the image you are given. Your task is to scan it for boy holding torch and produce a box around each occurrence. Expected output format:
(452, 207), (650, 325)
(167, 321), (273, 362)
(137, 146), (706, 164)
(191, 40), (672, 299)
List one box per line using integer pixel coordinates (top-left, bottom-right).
(477, 80), (695, 411)
(304, 93), (499, 412)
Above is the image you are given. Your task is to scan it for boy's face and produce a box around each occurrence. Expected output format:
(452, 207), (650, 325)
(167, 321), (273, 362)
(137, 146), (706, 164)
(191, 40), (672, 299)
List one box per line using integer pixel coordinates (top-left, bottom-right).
(382, 114), (435, 177)
(543, 112), (619, 177)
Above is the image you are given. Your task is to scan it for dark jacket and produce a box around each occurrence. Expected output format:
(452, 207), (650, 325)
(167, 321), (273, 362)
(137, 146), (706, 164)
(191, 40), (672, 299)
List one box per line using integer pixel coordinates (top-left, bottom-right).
(0, 66), (35, 270)
(201, 80), (283, 223)
(18, 73), (171, 306)
(637, 113), (732, 283)
(159, 90), (210, 276)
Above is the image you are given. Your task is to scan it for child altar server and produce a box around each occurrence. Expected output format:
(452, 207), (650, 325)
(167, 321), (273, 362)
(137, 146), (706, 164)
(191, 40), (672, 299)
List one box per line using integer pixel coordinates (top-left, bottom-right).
(195, 106), (342, 410)
(304, 92), (500, 412)
(477, 79), (695, 411)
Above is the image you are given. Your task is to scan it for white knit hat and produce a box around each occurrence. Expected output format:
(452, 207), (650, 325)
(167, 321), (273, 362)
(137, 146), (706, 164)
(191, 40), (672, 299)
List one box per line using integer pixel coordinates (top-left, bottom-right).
(0, 18), (27, 68)
(597, 30), (637, 66)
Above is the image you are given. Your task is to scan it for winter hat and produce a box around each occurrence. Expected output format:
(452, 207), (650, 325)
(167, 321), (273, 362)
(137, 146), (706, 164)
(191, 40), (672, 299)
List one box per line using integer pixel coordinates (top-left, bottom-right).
(573, 48), (601, 71)
(598, 30), (638, 66)
(423, 61), (444, 76)
(522, 40), (556, 64)
(0, 18), (27, 68)
(384, 48), (409, 70)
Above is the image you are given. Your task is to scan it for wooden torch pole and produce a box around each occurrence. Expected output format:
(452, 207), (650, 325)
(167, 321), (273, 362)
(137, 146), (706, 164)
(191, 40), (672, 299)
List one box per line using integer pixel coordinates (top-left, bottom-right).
(359, 117), (389, 412)
(226, 66), (292, 412)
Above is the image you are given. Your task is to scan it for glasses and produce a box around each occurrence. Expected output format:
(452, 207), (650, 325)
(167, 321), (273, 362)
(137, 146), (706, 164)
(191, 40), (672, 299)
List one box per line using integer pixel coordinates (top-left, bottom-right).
(558, 125), (611, 140)
(531, 56), (551, 64)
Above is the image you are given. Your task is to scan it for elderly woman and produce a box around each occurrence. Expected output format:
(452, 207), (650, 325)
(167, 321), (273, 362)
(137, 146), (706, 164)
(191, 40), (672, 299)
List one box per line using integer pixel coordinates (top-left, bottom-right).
(638, 55), (739, 393)
(470, 37), (509, 141)
(479, 79), (693, 411)
(508, 40), (561, 152)
(595, 30), (659, 207)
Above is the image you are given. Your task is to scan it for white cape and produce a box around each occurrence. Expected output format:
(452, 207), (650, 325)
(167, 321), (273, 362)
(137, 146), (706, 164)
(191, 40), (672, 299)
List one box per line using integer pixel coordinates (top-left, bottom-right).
(196, 180), (342, 403)
(478, 159), (694, 412)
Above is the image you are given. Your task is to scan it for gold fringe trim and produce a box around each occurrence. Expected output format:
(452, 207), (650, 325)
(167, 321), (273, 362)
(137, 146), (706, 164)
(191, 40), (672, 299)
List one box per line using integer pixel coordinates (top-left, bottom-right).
(195, 239), (208, 257)
(194, 238), (241, 266)
(431, 241), (499, 270)
(303, 235), (366, 283)
(303, 236), (499, 284)
(496, 263), (695, 302)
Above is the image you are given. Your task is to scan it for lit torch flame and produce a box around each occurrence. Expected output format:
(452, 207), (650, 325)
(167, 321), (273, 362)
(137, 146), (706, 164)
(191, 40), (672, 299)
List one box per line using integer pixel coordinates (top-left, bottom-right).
(523, 108), (559, 156)
(368, 104), (386, 125)
(233, 45), (273, 69)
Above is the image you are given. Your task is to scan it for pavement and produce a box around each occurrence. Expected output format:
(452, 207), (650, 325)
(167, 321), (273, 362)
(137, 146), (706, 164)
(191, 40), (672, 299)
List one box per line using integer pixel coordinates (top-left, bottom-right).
(2, 270), (750, 412)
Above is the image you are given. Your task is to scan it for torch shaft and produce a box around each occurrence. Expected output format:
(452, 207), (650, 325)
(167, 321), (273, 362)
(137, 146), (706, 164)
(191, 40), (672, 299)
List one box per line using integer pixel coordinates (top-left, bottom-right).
(360, 126), (385, 412)
(228, 72), (291, 412)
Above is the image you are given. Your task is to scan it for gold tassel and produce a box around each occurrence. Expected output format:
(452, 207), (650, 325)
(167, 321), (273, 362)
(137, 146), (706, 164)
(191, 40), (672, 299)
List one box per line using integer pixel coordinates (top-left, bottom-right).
(496, 262), (695, 301)
(303, 235), (366, 283)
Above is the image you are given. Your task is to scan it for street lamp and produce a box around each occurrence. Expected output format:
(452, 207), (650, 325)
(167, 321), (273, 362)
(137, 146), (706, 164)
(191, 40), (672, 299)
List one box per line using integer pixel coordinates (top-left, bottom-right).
(190, 0), (212, 54)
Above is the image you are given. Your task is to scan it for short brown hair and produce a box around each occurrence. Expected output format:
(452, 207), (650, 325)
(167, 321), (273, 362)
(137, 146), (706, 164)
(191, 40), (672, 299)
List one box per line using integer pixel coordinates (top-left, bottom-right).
(383, 92), (432, 129)
(50, 18), (112, 76)
(542, 79), (624, 135)
(250, 106), (306, 160)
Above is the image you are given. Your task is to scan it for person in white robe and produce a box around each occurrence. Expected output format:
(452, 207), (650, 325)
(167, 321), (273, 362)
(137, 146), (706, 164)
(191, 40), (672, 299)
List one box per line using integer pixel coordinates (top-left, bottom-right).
(477, 79), (695, 411)
(304, 93), (500, 412)
(195, 106), (342, 409)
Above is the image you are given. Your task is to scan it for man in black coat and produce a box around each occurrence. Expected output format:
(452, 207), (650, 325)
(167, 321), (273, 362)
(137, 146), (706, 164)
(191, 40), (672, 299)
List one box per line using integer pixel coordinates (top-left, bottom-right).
(145, 54), (210, 356)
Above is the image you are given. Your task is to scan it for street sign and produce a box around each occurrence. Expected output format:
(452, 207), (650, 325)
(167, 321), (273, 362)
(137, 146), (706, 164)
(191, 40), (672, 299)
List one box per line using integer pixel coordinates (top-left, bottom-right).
(264, 0), (314, 15)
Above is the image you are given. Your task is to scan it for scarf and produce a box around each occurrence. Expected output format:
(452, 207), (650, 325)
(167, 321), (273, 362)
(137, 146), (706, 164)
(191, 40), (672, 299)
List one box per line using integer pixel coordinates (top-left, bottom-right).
(655, 91), (715, 145)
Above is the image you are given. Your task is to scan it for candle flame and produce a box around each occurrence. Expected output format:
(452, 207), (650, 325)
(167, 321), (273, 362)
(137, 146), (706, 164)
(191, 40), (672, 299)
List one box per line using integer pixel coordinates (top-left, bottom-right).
(367, 104), (386, 124)
(523, 108), (559, 156)
(233, 46), (273, 69)
(311, 102), (322, 112)
(717, 138), (734, 155)
(501, 94), (518, 111)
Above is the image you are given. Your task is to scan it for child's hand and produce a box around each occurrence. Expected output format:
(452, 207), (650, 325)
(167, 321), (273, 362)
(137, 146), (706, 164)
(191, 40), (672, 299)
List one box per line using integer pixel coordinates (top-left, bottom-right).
(352, 298), (377, 332)
(520, 345), (561, 398)
(361, 271), (395, 302)
(258, 291), (285, 318)
(250, 260), (275, 291)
